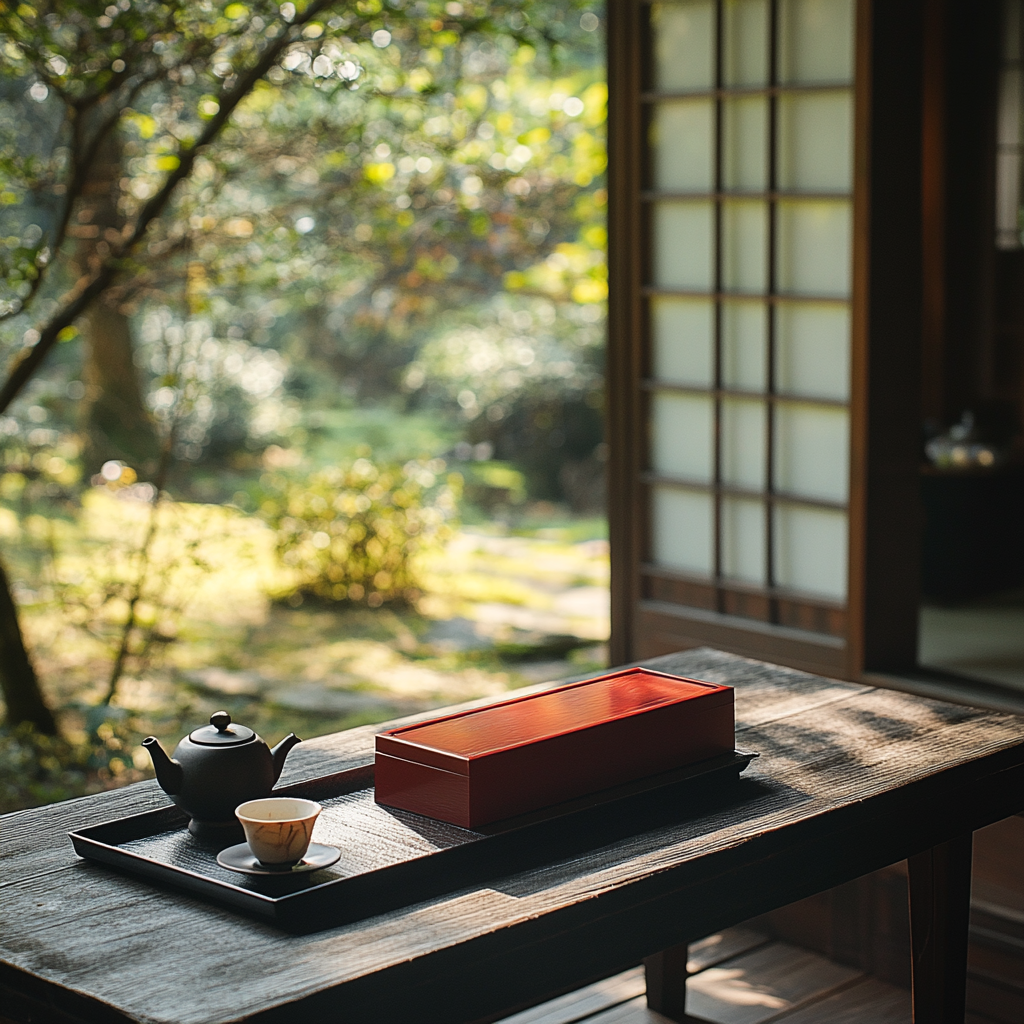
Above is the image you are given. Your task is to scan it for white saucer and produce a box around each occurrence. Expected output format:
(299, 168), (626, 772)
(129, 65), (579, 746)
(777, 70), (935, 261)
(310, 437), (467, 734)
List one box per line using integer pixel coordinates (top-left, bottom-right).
(216, 842), (341, 876)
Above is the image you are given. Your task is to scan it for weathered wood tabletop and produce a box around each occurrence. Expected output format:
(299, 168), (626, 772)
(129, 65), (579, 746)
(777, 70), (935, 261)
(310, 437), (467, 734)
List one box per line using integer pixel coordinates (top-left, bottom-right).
(3, 648), (1024, 1024)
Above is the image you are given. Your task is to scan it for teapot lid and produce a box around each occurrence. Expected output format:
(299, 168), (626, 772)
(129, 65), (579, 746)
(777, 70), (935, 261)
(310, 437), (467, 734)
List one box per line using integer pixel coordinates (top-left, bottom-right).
(189, 711), (255, 746)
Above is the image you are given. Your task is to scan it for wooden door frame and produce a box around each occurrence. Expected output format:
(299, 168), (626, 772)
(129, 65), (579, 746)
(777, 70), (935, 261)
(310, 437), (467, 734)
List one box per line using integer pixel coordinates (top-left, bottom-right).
(607, 0), (646, 670)
(607, 0), (925, 678)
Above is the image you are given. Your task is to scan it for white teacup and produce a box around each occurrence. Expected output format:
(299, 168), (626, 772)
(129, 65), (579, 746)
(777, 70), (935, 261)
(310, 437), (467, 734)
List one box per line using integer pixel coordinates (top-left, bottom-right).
(235, 797), (322, 866)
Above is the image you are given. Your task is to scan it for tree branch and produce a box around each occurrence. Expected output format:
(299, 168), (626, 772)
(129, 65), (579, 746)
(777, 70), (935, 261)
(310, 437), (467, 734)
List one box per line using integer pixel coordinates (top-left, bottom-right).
(102, 429), (175, 705)
(0, 0), (337, 416)
(0, 78), (157, 325)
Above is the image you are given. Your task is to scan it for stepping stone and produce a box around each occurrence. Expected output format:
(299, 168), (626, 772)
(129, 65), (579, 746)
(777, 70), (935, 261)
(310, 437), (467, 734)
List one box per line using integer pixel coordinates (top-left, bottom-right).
(423, 617), (493, 653)
(266, 683), (395, 715)
(182, 668), (271, 697)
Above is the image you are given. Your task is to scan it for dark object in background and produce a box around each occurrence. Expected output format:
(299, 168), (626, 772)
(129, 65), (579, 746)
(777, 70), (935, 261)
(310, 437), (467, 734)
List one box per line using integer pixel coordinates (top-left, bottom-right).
(920, 465), (1024, 602)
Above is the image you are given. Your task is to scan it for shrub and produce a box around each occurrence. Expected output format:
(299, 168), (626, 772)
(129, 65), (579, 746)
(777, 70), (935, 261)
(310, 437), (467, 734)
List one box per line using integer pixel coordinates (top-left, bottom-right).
(258, 457), (459, 607)
(0, 717), (149, 814)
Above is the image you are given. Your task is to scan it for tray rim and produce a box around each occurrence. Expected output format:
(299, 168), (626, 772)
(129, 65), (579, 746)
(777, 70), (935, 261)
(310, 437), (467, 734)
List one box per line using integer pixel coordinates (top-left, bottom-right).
(67, 762), (380, 909)
(68, 748), (759, 930)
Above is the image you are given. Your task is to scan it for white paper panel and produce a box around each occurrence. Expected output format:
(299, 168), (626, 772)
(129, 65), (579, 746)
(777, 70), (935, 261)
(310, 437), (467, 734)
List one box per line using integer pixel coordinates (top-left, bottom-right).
(652, 487), (714, 576)
(724, 0), (768, 86)
(722, 301), (768, 391)
(996, 58), (1024, 248)
(774, 403), (849, 502)
(723, 96), (768, 192)
(776, 200), (852, 297)
(996, 151), (1023, 248)
(652, 297), (715, 386)
(778, 91), (853, 192)
(776, 303), (850, 400)
(652, 392), (714, 481)
(773, 504), (848, 600)
(652, 101), (715, 192)
(654, 2), (716, 92)
(653, 202), (715, 290)
(722, 399), (766, 489)
(1005, 0), (1022, 62)
(722, 497), (766, 584)
(997, 67), (1021, 147)
(722, 200), (768, 293)
(778, 0), (855, 85)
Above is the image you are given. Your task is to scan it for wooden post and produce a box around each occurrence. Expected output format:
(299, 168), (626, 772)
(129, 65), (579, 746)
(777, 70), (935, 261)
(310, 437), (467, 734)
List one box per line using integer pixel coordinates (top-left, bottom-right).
(606, 0), (646, 667)
(907, 833), (973, 1024)
(644, 943), (690, 1023)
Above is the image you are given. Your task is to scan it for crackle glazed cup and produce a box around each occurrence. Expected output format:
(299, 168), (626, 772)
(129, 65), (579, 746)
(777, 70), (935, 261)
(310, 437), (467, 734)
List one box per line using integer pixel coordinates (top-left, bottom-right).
(235, 797), (322, 866)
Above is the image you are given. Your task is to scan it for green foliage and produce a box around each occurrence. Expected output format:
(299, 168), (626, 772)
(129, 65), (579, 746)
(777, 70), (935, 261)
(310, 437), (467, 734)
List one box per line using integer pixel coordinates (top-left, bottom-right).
(0, 486), (271, 706)
(0, 718), (147, 815)
(0, 0), (609, 808)
(0, 0), (605, 453)
(0, 0), (602, 322)
(258, 456), (460, 606)
(462, 459), (527, 509)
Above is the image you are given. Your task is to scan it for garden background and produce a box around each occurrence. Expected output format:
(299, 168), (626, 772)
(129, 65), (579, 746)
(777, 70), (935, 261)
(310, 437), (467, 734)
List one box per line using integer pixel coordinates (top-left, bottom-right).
(0, 0), (608, 812)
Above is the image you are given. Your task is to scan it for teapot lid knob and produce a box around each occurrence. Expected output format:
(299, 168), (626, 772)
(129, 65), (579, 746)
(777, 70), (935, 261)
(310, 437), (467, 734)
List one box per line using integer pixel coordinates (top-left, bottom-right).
(189, 711), (254, 746)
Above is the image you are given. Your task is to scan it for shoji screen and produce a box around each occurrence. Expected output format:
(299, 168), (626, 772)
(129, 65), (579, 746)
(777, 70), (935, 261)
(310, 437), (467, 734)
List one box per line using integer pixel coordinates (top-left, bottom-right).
(643, 0), (854, 645)
(997, 0), (1024, 250)
(609, 0), (924, 675)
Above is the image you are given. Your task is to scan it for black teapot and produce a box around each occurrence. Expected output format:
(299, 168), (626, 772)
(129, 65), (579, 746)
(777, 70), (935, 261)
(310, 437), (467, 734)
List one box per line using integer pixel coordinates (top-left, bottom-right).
(143, 712), (301, 839)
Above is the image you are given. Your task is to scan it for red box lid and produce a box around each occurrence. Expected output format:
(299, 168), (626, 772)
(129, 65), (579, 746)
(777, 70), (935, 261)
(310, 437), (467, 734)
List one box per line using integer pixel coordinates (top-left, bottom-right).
(376, 667), (732, 776)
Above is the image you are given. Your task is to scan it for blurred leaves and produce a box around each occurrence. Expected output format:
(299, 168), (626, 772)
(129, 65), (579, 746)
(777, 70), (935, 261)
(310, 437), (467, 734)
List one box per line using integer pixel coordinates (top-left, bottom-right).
(0, 717), (149, 815)
(5, 488), (253, 687)
(0, 0), (605, 431)
(258, 455), (460, 607)
(0, 1), (608, 778)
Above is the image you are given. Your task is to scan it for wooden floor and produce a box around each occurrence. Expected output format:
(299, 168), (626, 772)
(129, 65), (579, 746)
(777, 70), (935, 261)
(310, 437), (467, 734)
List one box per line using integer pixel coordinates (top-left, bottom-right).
(497, 928), (911, 1024)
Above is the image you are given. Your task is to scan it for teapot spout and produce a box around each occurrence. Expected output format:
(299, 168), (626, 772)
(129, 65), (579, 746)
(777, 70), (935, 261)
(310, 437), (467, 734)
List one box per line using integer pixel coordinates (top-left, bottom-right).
(270, 733), (301, 784)
(143, 736), (183, 796)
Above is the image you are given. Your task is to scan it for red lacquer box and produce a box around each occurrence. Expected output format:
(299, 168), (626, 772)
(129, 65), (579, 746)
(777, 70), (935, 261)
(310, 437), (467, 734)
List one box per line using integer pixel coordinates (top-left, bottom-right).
(374, 667), (735, 828)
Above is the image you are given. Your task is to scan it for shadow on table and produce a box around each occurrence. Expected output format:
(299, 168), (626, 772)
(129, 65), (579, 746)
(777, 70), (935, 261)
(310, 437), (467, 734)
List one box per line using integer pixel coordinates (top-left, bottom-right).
(492, 776), (811, 899)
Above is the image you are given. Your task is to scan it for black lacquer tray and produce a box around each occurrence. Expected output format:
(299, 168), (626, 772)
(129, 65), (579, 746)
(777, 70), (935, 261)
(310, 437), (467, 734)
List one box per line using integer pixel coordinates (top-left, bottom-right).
(69, 749), (758, 933)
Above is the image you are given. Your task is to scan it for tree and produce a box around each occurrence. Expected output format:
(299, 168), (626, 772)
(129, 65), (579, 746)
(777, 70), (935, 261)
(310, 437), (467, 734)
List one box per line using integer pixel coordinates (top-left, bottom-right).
(75, 130), (161, 473)
(0, 556), (56, 733)
(0, 0), (600, 731)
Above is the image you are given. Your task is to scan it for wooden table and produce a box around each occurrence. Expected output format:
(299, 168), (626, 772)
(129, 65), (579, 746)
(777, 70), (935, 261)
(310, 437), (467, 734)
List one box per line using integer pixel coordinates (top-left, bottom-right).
(2, 648), (1023, 1024)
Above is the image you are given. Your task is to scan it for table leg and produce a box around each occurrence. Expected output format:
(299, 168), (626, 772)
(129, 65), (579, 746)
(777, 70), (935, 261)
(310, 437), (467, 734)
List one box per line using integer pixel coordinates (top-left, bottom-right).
(907, 833), (973, 1024)
(644, 943), (709, 1024)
